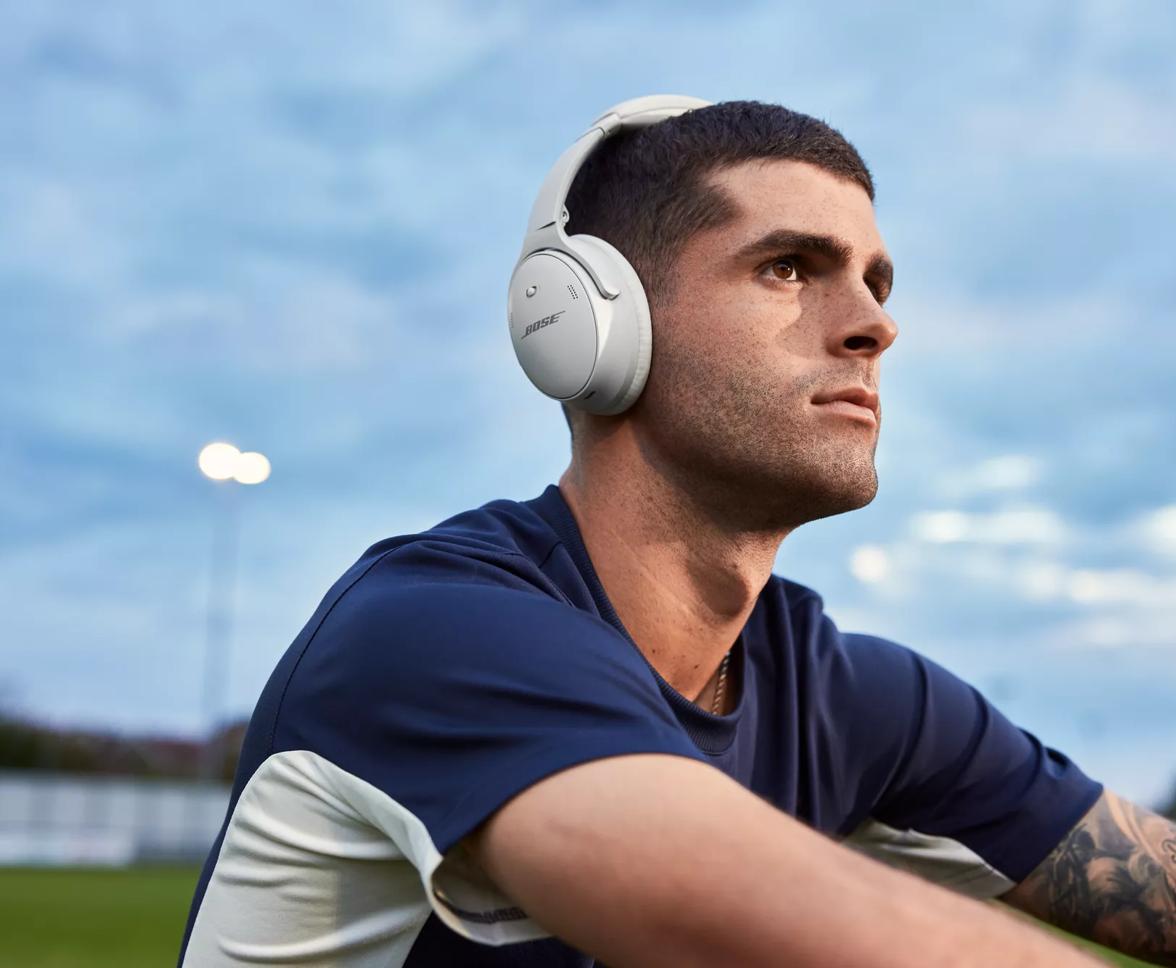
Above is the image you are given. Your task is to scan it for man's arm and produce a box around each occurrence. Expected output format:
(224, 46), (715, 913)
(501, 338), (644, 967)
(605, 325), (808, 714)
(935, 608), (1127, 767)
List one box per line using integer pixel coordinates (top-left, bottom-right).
(1002, 789), (1176, 966)
(464, 753), (1100, 968)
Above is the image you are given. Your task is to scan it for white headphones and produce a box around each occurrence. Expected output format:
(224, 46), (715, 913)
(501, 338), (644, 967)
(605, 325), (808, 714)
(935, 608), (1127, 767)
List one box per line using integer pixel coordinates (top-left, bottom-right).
(507, 95), (712, 416)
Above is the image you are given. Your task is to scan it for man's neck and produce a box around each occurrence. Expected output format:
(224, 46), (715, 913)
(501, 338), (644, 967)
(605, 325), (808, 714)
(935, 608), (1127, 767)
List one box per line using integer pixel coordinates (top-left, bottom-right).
(557, 431), (790, 707)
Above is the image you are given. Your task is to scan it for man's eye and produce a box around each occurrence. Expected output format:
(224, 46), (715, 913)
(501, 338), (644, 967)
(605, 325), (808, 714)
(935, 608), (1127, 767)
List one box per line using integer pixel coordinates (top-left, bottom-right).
(766, 258), (800, 282)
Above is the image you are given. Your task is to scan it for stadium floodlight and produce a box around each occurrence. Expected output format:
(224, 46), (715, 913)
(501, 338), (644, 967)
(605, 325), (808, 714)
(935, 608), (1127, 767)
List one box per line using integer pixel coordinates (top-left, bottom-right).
(195, 440), (271, 781)
(198, 443), (272, 485)
(233, 451), (271, 485)
(199, 442), (242, 481)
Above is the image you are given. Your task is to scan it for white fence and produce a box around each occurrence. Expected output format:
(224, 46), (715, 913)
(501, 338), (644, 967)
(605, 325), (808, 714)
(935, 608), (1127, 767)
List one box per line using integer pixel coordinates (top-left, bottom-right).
(0, 771), (230, 866)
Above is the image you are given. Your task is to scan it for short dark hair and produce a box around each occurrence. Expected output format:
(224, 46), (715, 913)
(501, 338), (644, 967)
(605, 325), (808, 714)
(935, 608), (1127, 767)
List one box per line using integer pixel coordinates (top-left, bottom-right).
(560, 99), (874, 437)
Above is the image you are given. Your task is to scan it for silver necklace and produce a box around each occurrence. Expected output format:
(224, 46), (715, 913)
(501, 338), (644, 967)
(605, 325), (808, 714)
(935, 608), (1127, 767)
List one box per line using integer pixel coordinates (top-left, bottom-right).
(710, 650), (732, 715)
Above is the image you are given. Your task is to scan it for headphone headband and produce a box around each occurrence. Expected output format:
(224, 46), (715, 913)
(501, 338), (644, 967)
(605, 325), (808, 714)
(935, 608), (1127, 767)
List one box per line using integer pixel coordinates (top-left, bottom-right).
(520, 95), (712, 276)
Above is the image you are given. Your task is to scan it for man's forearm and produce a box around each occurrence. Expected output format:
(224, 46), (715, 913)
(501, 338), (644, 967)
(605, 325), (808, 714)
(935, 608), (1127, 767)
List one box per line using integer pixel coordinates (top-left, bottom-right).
(473, 754), (1100, 967)
(1004, 789), (1176, 966)
(641, 813), (1103, 968)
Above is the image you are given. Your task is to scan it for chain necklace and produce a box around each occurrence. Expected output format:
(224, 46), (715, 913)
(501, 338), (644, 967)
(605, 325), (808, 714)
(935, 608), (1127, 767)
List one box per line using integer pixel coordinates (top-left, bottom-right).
(710, 650), (732, 715)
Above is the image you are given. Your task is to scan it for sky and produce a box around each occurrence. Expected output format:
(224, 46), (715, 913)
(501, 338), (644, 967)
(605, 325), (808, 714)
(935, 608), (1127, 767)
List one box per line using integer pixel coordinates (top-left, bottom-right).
(2, 1), (1174, 807)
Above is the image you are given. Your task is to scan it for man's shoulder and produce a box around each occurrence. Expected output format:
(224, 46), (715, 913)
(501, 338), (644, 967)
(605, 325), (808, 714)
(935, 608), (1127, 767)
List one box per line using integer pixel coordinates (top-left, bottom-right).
(322, 493), (562, 604)
(755, 573), (919, 676)
(264, 493), (641, 746)
(296, 492), (620, 667)
(755, 573), (833, 644)
(365, 493), (563, 578)
(762, 573), (826, 614)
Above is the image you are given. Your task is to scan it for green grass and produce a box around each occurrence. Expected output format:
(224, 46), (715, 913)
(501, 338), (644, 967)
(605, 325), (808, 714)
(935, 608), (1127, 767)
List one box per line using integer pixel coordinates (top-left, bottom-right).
(1049, 924), (1155, 967)
(998, 901), (1153, 966)
(0, 866), (200, 968)
(1079, 941), (1155, 965)
(0, 866), (1158, 966)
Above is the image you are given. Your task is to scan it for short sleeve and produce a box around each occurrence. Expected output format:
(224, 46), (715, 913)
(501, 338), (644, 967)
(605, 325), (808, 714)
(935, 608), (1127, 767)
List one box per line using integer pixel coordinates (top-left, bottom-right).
(830, 625), (1103, 896)
(273, 554), (706, 944)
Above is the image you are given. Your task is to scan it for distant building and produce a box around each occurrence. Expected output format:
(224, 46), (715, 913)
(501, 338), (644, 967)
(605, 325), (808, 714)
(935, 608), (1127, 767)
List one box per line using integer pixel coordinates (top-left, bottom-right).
(0, 770), (228, 866)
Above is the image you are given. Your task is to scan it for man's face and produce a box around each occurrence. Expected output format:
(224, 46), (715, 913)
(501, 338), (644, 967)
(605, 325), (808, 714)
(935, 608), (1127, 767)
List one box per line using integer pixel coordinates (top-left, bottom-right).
(632, 159), (898, 530)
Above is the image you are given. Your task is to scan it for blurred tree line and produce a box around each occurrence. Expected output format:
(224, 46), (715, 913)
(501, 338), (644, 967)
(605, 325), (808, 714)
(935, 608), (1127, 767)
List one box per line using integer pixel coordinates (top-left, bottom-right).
(0, 712), (247, 783)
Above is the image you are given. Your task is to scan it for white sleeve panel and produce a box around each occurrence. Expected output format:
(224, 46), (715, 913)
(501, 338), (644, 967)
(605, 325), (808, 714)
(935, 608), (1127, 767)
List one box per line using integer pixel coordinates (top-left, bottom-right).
(182, 750), (549, 967)
(843, 817), (1016, 898)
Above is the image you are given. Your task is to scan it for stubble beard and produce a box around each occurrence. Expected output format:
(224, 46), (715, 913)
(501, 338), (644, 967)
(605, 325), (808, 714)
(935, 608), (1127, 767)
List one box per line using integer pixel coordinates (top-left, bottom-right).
(636, 363), (881, 534)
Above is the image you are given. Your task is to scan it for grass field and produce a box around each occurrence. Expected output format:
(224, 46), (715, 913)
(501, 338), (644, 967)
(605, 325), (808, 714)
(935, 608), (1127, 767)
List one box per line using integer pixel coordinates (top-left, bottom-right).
(0, 865), (1156, 966)
(0, 866), (198, 968)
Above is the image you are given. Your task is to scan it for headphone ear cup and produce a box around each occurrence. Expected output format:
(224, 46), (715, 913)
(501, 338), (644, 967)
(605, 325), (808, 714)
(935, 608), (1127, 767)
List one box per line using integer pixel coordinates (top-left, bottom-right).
(507, 236), (652, 416)
(508, 250), (607, 404)
(568, 234), (652, 415)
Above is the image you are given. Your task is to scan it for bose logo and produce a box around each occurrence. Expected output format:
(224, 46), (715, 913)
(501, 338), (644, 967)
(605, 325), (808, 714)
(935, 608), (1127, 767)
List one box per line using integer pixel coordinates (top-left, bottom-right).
(521, 311), (565, 340)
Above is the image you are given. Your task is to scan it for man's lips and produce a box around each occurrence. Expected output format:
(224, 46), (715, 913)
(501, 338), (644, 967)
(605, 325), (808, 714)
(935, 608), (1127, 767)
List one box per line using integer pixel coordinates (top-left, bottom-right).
(811, 387), (879, 425)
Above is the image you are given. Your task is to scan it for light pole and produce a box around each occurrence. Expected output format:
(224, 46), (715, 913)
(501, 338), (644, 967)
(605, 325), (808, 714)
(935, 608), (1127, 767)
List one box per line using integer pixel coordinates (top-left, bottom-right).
(197, 442), (270, 781)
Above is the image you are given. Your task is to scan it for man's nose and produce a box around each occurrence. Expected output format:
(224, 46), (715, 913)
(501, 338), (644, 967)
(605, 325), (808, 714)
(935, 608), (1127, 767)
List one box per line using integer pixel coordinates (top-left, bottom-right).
(828, 290), (898, 358)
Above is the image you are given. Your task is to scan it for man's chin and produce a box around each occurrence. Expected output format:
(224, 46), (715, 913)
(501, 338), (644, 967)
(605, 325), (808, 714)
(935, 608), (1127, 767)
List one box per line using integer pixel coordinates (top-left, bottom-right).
(779, 463), (880, 527)
(801, 483), (877, 525)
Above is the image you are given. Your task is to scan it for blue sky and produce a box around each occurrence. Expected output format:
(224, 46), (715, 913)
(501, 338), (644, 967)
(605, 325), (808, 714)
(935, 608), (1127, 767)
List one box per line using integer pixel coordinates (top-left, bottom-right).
(2, 1), (1174, 807)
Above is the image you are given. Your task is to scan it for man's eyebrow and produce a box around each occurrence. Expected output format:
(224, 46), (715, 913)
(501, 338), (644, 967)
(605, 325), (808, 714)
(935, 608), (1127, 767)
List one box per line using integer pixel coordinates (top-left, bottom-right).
(733, 228), (894, 299)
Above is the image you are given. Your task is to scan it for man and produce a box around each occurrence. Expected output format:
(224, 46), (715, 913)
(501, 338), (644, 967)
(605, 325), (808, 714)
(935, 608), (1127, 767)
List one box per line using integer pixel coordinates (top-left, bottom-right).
(179, 98), (1176, 966)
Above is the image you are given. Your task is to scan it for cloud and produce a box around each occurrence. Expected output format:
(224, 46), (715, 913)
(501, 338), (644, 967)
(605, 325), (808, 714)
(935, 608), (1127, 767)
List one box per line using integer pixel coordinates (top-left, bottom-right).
(909, 506), (1068, 545)
(1066, 567), (1176, 608)
(1044, 612), (1176, 651)
(1129, 504), (1176, 558)
(849, 544), (891, 584)
(931, 454), (1044, 500)
(960, 72), (1176, 167)
(0, 174), (132, 292)
(105, 263), (396, 375)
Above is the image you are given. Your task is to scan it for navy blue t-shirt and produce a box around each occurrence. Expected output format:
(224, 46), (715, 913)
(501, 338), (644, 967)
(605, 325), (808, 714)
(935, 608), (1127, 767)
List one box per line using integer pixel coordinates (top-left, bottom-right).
(179, 485), (1101, 966)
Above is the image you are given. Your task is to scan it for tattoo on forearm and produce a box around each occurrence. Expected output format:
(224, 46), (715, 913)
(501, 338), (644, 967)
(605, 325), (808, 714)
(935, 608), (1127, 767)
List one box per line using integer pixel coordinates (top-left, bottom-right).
(1010, 791), (1176, 965)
